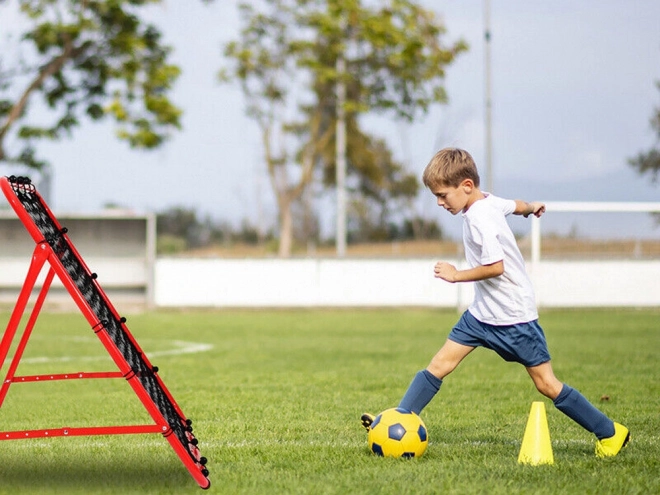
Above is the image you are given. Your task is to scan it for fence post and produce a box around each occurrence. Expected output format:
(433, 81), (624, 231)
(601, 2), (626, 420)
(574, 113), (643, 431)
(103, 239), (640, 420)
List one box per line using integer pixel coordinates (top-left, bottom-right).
(531, 215), (541, 266)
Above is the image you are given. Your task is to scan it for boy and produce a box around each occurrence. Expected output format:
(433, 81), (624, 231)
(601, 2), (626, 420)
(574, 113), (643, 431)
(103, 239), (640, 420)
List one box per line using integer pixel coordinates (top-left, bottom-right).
(361, 147), (629, 457)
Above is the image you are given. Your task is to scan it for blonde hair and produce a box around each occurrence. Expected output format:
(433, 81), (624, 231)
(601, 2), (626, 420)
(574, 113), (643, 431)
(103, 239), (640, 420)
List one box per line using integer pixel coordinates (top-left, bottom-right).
(422, 148), (480, 188)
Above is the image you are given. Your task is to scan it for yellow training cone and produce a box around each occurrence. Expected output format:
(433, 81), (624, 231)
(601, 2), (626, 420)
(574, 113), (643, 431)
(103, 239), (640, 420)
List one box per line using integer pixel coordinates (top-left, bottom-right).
(518, 401), (554, 465)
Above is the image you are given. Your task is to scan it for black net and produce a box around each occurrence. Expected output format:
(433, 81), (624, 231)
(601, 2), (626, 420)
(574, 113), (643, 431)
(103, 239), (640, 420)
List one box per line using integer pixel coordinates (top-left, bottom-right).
(6, 176), (207, 472)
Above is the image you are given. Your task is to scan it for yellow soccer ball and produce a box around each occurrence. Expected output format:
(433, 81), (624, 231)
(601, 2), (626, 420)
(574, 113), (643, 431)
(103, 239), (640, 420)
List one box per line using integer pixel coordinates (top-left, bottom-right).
(368, 408), (428, 458)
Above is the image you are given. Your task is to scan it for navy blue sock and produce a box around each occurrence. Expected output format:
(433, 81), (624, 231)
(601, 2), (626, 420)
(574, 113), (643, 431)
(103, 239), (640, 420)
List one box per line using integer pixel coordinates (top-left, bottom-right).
(398, 370), (442, 414)
(553, 384), (615, 439)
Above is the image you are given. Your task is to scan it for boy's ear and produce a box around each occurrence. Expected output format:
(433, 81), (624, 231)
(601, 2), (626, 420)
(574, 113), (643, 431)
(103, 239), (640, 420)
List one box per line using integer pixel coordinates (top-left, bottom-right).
(460, 178), (474, 192)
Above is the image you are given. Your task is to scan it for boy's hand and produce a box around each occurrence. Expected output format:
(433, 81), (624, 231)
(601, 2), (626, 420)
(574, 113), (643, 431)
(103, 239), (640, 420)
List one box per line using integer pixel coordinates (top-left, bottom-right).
(434, 261), (458, 283)
(525, 202), (546, 218)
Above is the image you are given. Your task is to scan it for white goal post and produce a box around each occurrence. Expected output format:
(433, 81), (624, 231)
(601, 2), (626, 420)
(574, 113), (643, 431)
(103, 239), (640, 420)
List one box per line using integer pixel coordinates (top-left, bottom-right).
(530, 201), (660, 265)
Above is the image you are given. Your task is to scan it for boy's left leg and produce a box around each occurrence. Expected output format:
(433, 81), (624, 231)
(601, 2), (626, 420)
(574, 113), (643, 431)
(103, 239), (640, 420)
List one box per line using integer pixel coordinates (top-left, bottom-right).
(398, 339), (475, 414)
(362, 340), (473, 430)
(526, 362), (630, 457)
(361, 368), (443, 429)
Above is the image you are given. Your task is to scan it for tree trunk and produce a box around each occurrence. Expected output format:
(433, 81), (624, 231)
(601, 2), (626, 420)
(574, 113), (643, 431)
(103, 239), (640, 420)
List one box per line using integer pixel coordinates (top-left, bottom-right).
(278, 197), (293, 258)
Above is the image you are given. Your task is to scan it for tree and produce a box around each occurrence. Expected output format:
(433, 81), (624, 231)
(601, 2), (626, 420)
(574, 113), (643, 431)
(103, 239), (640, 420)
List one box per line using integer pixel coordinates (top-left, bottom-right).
(220, 0), (312, 258)
(629, 81), (660, 183)
(298, 0), (467, 253)
(221, 0), (466, 257)
(0, 0), (183, 170)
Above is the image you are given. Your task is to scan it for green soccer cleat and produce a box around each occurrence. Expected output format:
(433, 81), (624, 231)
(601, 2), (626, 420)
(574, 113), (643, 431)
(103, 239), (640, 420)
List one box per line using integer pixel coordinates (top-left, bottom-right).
(361, 413), (375, 431)
(595, 422), (630, 458)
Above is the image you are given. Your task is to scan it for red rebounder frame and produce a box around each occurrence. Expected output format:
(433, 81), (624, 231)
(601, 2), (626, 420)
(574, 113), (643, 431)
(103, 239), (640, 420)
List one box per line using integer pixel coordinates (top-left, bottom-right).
(0, 176), (210, 489)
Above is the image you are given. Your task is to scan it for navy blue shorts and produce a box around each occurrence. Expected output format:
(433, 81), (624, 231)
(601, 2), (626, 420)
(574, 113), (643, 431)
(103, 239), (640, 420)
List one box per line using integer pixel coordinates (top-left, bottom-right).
(448, 311), (551, 367)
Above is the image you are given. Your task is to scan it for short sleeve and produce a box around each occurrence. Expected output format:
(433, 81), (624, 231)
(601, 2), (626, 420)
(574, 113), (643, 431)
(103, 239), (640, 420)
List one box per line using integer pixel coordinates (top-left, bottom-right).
(467, 212), (504, 266)
(487, 195), (516, 216)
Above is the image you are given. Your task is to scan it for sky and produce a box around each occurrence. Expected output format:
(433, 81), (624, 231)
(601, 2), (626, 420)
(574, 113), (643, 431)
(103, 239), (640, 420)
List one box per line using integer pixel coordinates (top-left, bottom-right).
(1, 0), (659, 239)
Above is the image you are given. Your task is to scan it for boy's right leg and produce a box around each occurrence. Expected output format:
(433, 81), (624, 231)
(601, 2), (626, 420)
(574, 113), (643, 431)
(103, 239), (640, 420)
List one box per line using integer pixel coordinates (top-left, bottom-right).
(527, 362), (630, 457)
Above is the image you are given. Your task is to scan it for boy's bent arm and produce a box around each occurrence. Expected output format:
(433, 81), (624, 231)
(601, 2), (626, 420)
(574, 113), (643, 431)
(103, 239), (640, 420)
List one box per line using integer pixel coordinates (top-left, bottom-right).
(434, 260), (504, 283)
(513, 200), (545, 218)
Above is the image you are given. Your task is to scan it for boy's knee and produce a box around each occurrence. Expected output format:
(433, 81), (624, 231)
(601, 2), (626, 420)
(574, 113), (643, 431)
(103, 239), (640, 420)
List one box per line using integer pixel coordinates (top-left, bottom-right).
(533, 378), (563, 399)
(427, 357), (458, 380)
(426, 363), (444, 379)
(527, 362), (563, 399)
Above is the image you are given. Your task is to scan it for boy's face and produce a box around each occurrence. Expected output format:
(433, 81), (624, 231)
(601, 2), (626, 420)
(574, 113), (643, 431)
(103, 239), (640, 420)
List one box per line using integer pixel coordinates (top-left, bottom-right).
(429, 180), (473, 215)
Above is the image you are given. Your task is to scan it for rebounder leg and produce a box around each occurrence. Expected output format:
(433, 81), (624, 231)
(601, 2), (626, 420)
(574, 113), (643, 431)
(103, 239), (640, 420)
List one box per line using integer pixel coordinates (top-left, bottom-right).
(0, 245), (53, 407)
(0, 176), (210, 489)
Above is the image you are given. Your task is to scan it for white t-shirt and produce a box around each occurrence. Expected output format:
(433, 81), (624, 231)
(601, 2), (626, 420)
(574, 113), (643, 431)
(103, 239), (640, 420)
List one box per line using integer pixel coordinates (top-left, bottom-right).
(462, 194), (538, 325)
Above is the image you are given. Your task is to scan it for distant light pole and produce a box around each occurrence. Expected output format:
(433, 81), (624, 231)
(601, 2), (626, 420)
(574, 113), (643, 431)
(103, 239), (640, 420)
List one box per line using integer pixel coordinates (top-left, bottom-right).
(335, 23), (348, 257)
(484, 0), (494, 193)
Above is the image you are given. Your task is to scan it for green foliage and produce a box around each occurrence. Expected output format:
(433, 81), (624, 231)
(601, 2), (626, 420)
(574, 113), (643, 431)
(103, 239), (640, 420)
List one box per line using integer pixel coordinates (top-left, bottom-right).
(221, 1), (294, 127)
(0, 308), (656, 494)
(347, 207), (442, 243)
(156, 206), (271, 253)
(296, 0), (468, 120)
(0, 0), (182, 169)
(155, 233), (187, 254)
(629, 81), (660, 183)
(388, 215), (443, 242)
(630, 149), (660, 183)
(156, 205), (214, 252)
(296, 0), (467, 210)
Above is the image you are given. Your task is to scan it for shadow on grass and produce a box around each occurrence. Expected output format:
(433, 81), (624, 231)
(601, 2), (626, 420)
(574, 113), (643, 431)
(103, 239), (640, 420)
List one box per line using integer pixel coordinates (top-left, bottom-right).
(0, 456), (198, 493)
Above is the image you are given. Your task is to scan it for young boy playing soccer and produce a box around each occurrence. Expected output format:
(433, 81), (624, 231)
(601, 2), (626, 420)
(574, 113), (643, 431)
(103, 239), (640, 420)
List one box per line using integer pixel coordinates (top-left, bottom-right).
(361, 147), (630, 457)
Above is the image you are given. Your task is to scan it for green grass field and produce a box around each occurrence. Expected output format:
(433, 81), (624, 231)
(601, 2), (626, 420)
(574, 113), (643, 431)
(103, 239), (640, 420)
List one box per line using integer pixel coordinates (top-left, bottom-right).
(0, 308), (657, 494)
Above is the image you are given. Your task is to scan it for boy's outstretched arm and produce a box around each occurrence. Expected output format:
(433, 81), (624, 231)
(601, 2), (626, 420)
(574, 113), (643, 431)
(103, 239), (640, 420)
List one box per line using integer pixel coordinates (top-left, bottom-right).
(514, 200), (545, 218)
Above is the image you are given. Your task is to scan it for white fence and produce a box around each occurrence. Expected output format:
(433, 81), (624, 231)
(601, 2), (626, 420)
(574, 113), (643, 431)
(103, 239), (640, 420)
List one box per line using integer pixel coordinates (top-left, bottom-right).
(153, 257), (660, 309)
(154, 201), (660, 309)
(155, 258), (455, 308)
